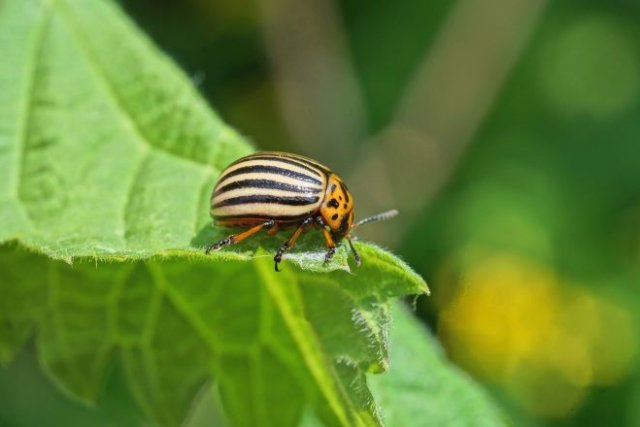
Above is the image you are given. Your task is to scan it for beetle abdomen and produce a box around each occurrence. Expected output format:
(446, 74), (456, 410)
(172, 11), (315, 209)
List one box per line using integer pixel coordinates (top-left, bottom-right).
(211, 152), (329, 224)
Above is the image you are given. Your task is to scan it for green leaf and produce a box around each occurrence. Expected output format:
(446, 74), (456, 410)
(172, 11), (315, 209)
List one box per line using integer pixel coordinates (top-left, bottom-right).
(0, 0), (250, 256)
(369, 303), (508, 427)
(0, 0), (432, 426)
(0, 245), (426, 426)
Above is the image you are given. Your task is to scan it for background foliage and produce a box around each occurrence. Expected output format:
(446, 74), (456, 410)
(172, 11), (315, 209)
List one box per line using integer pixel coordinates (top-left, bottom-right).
(2, 0), (640, 426)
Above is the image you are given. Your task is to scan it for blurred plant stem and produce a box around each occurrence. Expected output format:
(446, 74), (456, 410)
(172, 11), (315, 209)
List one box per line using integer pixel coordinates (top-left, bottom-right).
(259, 0), (548, 246)
(354, 0), (549, 245)
(257, 0), (366, 169)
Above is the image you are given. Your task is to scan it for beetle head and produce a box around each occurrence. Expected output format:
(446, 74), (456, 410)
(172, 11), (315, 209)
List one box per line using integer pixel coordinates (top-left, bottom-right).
(320, 174), (354, 239)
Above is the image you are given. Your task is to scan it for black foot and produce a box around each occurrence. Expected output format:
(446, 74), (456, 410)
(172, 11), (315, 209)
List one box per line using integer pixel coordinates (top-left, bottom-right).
(323, 246), (336, 266)
(274, 243), (289, 272)
(353, 252), (362, 267)
(205, 236), (234, 254)
(346, 239), (361, 267)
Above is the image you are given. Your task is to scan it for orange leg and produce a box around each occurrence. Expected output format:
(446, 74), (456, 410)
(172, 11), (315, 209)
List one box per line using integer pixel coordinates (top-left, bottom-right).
(266, 223), (280, 236)
(205, 220), (274, 254)
(320, 227), (337, 265)
(273, 217), (314, 271)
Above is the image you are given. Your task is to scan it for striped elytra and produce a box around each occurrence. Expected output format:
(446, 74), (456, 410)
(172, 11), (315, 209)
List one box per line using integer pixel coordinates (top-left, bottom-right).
(207, 151), (398, 271)
(211, 153), (328, 224)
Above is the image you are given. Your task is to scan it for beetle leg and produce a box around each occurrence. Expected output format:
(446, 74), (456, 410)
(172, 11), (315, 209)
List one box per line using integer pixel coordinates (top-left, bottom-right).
(205, 220), (274, 254)
(266, 223), (280, 236)
(317, 216), (338, 266)
(346, 236), (361, 267)
(274, 217), (314, 271)
(320, 227), (337, 266)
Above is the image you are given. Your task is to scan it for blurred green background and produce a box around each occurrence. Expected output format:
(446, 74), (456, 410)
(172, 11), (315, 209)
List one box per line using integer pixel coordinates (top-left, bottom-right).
(3, 0), (640, 425)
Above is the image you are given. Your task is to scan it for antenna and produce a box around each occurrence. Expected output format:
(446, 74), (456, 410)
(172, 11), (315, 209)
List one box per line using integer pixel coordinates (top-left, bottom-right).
(353, 209), (399, 228)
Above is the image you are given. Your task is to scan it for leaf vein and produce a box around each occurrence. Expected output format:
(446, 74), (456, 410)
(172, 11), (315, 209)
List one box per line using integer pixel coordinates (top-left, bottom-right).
(122, 150), (150, 246)
(53, 0), (215, 174)
(254, 260), (364, 427)
(146, 263), (219, 351)
(13, 1), (51, 223)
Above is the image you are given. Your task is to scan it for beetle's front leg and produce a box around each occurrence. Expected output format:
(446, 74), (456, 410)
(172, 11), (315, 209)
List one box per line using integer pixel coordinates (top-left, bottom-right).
(316, 217), (337, 266)
(323, 246), (336, 265)
(274, 216), (314, 271)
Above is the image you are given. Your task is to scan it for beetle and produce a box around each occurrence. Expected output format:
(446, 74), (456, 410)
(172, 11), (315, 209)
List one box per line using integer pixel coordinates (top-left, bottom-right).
(205, 151), (398, 271)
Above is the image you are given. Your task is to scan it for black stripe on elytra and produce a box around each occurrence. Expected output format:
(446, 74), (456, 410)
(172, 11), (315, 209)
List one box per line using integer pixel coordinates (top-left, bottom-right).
(215, 179), (322, 196)
(286, 155), (332, 174)
(237, 152), (333, 175)
(213, 194), (320, 208)
(218, 165), (323, 186)
(214, 213), (310, 223)
(339, 181), (350, 203)
(243, 155), (324, 177)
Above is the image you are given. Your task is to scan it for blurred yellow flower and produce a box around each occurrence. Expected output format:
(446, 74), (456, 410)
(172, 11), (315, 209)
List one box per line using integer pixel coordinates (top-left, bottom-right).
(437, 253), (637, 418)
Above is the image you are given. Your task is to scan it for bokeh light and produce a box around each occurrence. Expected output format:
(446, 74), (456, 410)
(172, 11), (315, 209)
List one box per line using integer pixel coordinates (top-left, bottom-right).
(438, 253), (637, 418)
(539, 15), (640, 119)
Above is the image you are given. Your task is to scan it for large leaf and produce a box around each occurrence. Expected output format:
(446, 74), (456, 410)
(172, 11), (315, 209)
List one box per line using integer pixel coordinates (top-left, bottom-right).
(369, 303), (507, 426)
(1, 245), (427, 426)
(0, 0), (430, 426)
(0, 0), (249, 255)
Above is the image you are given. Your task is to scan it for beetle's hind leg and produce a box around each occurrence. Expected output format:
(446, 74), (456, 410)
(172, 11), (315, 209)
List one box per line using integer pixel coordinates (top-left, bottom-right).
(205, 220), (275, 254)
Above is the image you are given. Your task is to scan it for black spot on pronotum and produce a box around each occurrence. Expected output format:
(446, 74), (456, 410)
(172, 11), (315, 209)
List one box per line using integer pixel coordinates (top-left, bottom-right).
(327, 198), (339, 208)
(343, 204), (348, 209)
(330, 184), (337, 193)
(338, 196), (343, 201)
(332, 213), (339, 220)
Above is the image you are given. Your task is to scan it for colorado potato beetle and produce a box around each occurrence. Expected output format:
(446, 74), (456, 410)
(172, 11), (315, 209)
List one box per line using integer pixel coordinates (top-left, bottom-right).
(206, 151), (398, 271)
